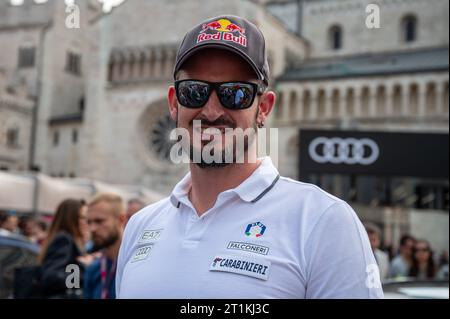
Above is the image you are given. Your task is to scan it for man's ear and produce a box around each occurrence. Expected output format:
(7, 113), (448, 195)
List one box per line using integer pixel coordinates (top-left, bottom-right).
(168, 86), (178, 122)
(257, 91), (276, 124)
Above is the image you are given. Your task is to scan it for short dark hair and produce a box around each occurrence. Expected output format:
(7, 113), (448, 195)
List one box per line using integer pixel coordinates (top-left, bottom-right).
(0, 211), (7, 226)
(364, 222), (381, 237)
(400, 234), (415, 246)
(36, 220), (48, 232)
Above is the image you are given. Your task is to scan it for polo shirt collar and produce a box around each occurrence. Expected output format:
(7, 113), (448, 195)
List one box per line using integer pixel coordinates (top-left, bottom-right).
(232, 156), (280, 203)
(170, 157), (280, 208)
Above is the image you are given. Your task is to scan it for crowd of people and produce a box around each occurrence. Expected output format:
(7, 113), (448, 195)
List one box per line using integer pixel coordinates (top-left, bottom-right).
(364, 222), (449, 282)
(0, 198), (448, 299)
(0, 195), (145, 299)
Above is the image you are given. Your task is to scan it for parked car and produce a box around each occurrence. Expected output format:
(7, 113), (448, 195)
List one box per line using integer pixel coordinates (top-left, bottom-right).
(383, 279), (449, 299)
(0, 233), (39, 299)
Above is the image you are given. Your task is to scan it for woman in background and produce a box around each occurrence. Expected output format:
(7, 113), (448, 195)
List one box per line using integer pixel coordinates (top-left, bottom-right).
(409, 239), (436, 280)
(39, 199), (90, 298)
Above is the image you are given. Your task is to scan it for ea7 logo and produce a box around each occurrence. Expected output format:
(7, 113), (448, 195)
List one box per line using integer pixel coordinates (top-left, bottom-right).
(138, 229), (163, 243)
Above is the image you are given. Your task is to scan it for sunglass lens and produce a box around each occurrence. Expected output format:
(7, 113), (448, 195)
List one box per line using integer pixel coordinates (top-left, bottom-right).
(219, 83), (254, 109)
(177, 81), (210, 108)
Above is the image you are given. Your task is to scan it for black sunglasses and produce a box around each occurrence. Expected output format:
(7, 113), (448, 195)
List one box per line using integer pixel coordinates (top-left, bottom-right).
(175, 79), (264, 110)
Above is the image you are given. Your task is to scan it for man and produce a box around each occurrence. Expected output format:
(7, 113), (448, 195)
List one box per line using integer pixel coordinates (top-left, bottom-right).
(84, 193), (125, 299)
(364, 222), (389, 282)
(0, 210), (19, 236)
(116, 15), (383, 299)
(389, 234), (415, 279)
(125, 198), (145, 224)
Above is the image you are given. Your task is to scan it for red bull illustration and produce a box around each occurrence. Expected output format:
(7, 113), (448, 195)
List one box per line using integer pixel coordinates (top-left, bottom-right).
(201, 21), (222, 32)
(197, 19), (247, 47)
(226, 23), (245, 36)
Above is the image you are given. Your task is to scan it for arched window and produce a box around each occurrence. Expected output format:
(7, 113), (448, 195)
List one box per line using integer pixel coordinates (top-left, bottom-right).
(108, 61), (114, 82)
(289, 91), (297, 120)
(302, 90), (311, 120)
(392, 84), (403, 116)
(409, 83), (419, 115)
(402, 15), (418, 43)
(345, 88), (355, 117)
(317, 89), (326, 117)
(6, 127), (19, 147)
(360, 87), (370, 117)
(425, 82), (436, 115)
(139, 52), (147, 78)
(331, 89), (340, 118)
(376, 86), (386, 116)
(329, 25), (343, 50)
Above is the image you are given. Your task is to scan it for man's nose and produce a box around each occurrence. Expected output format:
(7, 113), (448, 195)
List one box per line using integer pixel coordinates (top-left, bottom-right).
(200, 90), (225, 122)
(88, 223), (97, 233)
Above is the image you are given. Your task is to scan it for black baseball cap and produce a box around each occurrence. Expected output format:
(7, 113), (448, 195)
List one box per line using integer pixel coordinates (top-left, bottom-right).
(173, 15), (270, 86)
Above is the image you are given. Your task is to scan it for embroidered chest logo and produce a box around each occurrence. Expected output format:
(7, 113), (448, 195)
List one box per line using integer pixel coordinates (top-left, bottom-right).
(197, 19), (247, 47)
(138, 229), (163, 244)
(245, 222), (266, 238)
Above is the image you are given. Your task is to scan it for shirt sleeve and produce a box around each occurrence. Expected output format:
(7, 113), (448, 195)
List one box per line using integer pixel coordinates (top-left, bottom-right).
(304, 202), (384, 299)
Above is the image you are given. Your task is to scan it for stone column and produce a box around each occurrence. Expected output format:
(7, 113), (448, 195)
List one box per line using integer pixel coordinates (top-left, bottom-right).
(310, 89), (319, 120)
(339, 88), (346, 118)
(401, 83), (409, 116)
(368, 85), (377, 117)
(385, 85), (393, 116)
(324, 89), (332, 119)
(417, 82), (426, 117)
(354, 87), (362, 118)
(296, 89), (303, 121)
(435, 81), (444, 115)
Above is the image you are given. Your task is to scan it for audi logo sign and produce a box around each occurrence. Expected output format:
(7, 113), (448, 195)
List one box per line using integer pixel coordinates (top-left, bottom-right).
(299, 129), (448, 179)
(308, 137), (380, 165)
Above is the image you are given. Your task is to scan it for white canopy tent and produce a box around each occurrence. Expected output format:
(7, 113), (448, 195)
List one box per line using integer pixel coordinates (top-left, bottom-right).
(0, 172), (165, 215)
(37, 174), (93, 213)
(0, 172), (35, 212)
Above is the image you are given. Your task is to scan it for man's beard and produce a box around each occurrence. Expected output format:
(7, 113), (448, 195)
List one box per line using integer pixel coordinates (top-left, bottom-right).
(92, 230), (120, 251)
(179, 111), (259, 169)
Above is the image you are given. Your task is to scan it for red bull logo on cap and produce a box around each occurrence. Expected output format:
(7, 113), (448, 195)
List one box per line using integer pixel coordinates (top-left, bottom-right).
(197, 19), (247, 47)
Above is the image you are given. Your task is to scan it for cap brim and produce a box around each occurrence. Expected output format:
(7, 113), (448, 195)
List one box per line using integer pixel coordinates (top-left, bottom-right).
(174, 42), (264, 83)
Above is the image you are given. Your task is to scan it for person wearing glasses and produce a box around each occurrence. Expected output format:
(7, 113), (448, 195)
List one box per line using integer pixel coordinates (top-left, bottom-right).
(409, 239), (437, 280)
(116, 15), (383, 299)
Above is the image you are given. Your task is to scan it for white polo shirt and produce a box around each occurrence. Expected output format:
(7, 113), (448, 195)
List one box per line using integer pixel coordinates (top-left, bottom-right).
(116, 157), (383, 299)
